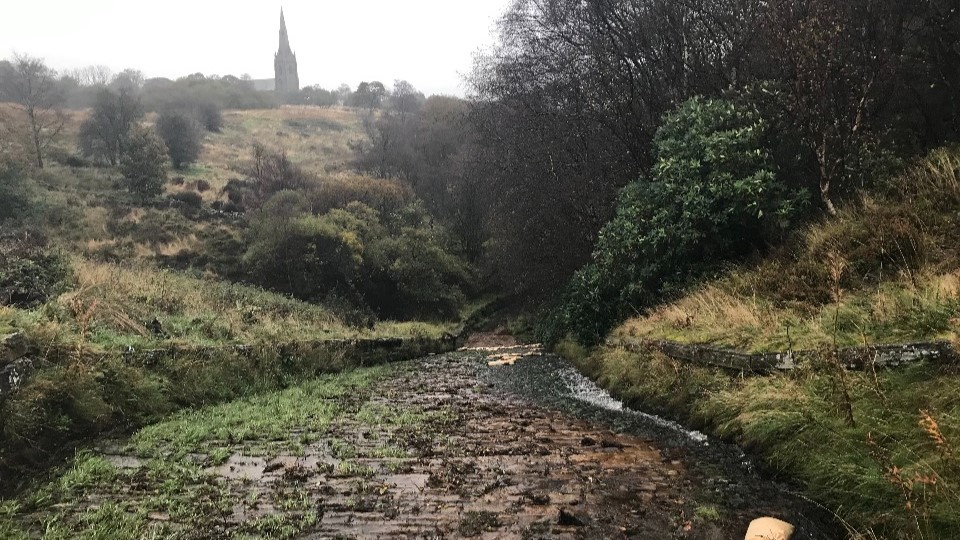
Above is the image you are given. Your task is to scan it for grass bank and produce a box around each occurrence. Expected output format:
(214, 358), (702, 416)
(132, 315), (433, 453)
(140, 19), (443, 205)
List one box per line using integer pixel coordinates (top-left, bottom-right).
(0, 364), (415, 539)
(613, 147), (960, 354)
(570, 347), (960, 538)
(561, 148), (960, 538)
(0, 325), (456, 493)
(2, 256), (457, 354)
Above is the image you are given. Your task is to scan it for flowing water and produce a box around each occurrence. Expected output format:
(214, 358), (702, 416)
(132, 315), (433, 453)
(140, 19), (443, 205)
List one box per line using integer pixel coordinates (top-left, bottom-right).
(480, 349), (840, 539)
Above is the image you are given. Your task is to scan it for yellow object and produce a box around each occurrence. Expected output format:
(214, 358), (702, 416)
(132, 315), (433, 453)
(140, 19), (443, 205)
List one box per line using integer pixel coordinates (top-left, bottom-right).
(487, 354), (521, 366)
(745, 517), (794, 540)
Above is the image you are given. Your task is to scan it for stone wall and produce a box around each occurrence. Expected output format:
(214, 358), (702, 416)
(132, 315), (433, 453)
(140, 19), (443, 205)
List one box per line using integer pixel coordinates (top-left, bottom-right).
(616, 337), (959, 374)
(0, 332), (459, 403)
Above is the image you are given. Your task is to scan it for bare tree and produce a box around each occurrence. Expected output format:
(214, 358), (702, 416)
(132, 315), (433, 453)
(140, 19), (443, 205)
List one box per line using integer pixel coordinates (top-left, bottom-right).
(766, 0), (908, 215)
(78, 87), (144, 165)
(467, 0), (769, 295)
(335, 83), (352, 105)
(0, 53), (66, 169)
(390, 80), (425, 118)
(65, 65), (113, 87)
(110, 69), (145, 92)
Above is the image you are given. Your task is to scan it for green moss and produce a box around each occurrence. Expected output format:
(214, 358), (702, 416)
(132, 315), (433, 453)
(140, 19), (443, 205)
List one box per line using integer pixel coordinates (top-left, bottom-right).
(129, 367), (386, 458)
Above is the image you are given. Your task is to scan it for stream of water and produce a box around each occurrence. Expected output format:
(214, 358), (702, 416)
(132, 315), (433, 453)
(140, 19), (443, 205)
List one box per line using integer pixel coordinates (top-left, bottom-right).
(480, 352), (841, 540)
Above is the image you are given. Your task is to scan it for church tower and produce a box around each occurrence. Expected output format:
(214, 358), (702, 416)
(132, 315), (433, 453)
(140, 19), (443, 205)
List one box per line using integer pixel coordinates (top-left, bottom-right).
(274, 8), (300, 96)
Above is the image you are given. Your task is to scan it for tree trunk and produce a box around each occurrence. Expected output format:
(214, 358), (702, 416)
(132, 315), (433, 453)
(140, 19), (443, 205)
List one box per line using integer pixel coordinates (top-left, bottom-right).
(27, 107), (44, 169)
(816, 139), (838, 216)
(820, 178), (837, 216)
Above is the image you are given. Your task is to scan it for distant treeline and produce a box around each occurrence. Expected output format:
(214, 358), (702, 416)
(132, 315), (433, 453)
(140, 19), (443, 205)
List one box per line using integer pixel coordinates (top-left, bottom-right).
(0, 60), (423, 112)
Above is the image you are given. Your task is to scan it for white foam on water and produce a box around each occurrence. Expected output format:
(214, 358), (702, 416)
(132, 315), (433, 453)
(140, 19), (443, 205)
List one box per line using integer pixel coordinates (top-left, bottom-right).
(558, 366), (709, 445)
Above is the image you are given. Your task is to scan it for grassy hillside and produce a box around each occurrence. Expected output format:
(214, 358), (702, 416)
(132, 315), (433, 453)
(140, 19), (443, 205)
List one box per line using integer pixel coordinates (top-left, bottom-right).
(0, 102), (475, 484)
(569, 147), (960, 539)
(22, 106), (364, 259)
(192, 107), (363, 192)
(2, 105), (463, 348)
(612, 146), (960, 353)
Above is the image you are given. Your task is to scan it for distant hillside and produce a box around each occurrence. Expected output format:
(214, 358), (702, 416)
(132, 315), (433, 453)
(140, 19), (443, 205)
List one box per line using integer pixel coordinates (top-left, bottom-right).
(1, 104), (469, 350)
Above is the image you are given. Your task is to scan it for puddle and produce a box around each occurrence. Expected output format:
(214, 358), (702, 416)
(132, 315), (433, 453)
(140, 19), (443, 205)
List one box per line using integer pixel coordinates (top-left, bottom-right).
(205, 455), (268, 481)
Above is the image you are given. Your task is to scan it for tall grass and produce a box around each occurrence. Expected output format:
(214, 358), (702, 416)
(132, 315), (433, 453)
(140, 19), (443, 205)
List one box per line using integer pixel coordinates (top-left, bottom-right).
(572, 347), (960, 539)
(614, 146), (960, 352)
(615, 270), (960, 351)
(7, 256), (456, 353)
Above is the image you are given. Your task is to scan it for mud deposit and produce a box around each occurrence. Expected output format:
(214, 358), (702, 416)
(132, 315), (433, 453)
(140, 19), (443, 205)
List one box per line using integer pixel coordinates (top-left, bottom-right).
(7, 350), (838, 539)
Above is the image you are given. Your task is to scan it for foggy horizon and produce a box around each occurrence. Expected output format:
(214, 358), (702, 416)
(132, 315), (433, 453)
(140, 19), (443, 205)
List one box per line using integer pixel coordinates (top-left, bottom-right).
(0, 0), (512, 97)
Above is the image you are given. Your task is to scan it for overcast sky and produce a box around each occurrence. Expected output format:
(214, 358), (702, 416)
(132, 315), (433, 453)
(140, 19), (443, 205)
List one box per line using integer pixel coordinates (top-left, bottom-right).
(0, 0), (513, 96)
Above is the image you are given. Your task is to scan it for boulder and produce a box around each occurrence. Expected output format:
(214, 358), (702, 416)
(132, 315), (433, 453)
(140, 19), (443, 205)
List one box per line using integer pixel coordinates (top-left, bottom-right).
(1, 331), (27, 365)
(0, 357), (35, 400)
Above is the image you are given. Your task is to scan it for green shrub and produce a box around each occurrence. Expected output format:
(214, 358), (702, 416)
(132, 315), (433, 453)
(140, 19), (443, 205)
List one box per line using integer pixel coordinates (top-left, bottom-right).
(0, 160), (35, 224)
(545, 97), (807, 344)
(244, 195), (470, 320)
(169, 190), (203, 209)
(97, 357), (172, 427)
(243, 192), (365, 302)
(307, 174), (413, 215)
(368, 205), (471, 318)
(155, 111), (203, 170)
(120, 127), (168, 199)
(0, 229), (69, 308)
(2, 363), (112, 468)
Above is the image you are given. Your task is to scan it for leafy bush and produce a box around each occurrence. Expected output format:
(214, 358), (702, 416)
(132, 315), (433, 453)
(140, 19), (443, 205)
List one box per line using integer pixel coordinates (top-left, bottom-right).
(244, 195), (372, 303)
(0, 160), (35, 224)
(120, 127), (168, 199)
(545, 97), (808, 344)
(308, 174), (413, 215)
(371, 222), (470, 318)
(244, 195), (470, 320)
(0, 229), (69, 308)
(169, 191), (203, 209)
(155, 111), (203, 169)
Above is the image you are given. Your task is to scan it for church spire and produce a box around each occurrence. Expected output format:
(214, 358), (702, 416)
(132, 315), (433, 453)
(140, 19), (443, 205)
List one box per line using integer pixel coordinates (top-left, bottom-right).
(279, 8), (292, 55)
(274, 7), (300, 96)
